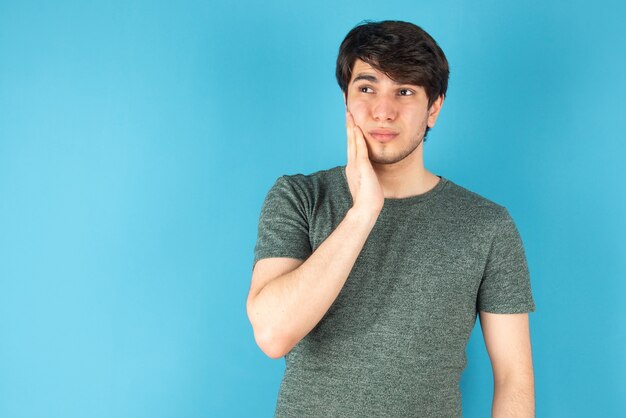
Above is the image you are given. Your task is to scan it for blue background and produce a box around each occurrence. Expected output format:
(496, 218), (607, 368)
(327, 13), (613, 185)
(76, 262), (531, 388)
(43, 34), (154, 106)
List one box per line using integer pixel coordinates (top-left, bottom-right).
(1, 0), (624, 417)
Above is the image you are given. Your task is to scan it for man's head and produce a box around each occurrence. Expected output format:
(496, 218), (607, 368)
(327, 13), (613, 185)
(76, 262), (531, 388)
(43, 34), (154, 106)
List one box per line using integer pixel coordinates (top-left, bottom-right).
(336, 20), (449, 143)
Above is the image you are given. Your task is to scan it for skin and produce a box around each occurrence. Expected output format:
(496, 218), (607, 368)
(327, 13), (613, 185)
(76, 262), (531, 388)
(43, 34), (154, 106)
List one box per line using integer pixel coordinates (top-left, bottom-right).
(343, 59), (445, 210)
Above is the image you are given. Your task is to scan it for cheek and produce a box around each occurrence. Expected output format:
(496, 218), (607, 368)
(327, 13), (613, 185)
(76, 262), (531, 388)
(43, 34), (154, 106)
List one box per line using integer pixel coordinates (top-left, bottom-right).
(405, 108), (429, 129)
(347, 101), (368, 125)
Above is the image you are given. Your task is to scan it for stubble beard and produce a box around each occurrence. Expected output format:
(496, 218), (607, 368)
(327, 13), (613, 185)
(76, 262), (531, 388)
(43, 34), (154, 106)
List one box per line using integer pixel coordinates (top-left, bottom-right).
(367, 118), (428, 165)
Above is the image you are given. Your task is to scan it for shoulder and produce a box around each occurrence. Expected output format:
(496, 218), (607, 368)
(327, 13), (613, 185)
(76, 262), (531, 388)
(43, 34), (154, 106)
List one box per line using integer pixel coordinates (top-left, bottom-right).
(274, 165), (345, 199)
(441, 177), (512, 226)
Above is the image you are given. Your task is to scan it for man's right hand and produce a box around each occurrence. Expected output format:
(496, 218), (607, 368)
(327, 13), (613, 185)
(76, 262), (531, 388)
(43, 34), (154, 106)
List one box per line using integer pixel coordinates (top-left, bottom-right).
(345, 111), (384, 216)
(247, 112), (386, 358)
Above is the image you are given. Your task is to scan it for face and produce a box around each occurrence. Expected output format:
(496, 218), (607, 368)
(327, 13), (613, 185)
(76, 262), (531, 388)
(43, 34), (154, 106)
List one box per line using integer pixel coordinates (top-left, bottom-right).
(344, 59), (444, 165)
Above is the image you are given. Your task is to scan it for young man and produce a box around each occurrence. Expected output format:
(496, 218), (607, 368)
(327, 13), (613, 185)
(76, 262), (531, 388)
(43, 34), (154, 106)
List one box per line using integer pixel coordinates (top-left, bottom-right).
(247, 20), (536, 418)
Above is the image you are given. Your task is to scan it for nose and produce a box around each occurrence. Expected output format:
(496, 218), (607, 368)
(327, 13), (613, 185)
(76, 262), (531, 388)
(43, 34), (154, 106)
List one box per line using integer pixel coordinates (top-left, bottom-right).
(371, 94), (397, 121)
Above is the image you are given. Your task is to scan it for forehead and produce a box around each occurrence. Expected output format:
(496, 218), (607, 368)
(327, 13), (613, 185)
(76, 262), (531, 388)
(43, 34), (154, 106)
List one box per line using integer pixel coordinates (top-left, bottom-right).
(351, 59), (377, 72)
(349, 60), (382, 81)
(349, 59), (409, 86)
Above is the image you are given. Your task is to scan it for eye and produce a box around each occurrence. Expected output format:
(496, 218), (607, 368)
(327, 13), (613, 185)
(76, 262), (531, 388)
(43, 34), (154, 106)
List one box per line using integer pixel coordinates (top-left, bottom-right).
(358, 86), (374, 93)
(399, 89), (414, 96)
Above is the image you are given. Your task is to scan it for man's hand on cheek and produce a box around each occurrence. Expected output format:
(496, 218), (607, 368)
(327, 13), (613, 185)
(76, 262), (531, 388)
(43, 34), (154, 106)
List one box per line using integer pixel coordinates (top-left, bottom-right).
(344, 111), (384, 215)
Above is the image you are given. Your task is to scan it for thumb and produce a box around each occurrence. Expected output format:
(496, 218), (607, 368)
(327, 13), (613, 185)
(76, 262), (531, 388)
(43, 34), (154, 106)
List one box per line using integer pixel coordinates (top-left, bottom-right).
(354, 125), (369, 160)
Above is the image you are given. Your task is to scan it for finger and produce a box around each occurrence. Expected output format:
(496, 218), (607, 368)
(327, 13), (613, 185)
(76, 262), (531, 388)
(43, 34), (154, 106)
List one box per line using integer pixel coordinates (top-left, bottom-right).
(346, 111), (356, 134)
(347, 126), (355, 165)
(354, 124), (369, 160)
(346, 112), (356, 164)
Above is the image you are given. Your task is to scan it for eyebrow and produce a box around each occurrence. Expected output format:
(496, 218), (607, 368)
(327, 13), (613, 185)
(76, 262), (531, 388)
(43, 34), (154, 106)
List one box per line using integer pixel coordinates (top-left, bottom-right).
(351, 73), (403, 85)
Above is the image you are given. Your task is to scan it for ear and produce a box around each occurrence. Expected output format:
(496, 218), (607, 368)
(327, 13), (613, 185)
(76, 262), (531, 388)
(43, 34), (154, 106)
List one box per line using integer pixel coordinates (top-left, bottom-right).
(427, 95), (445, 128)
(342, 91), (347, 107)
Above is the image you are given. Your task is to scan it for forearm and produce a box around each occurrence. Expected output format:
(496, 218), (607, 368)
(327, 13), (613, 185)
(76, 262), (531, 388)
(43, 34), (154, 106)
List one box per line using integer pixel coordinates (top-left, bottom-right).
(250, 207), (379, 358)
(492, 376), (535, 418)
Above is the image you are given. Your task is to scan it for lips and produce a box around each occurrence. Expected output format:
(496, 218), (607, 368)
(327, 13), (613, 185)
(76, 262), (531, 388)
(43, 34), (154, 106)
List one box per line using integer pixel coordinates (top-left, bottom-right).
(369, 128), (399, 142)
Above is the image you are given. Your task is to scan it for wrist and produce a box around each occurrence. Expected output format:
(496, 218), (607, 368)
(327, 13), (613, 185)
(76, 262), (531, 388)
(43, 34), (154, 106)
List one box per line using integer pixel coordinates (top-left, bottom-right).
(346, 206), (381, 227)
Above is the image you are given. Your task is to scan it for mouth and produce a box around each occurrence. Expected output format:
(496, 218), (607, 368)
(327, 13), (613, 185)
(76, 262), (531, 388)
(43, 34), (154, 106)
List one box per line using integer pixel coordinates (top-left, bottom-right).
(369, 129), (399, 143)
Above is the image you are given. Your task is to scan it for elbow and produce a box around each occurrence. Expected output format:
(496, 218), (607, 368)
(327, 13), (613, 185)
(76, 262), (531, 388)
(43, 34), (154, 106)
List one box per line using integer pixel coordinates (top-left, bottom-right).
(247, 297), (288, 359)
(254, 328), (288, 359)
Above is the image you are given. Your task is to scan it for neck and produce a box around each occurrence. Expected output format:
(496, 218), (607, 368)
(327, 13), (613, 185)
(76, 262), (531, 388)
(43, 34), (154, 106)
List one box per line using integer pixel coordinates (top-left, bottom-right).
(370, 147), (440, 199)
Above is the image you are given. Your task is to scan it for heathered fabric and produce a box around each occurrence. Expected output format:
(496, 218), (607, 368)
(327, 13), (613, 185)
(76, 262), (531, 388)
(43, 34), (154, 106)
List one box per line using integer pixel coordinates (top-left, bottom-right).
(253, 164), (536, 418)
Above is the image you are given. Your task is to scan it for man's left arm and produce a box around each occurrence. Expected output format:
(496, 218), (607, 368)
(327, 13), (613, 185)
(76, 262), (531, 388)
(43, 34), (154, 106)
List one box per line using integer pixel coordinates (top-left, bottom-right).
(479, 311), (535, 418)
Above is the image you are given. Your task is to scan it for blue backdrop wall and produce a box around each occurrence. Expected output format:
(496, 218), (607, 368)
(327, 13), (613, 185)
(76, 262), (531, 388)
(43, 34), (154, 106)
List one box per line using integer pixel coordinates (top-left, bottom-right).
(1, 1), (624, 417)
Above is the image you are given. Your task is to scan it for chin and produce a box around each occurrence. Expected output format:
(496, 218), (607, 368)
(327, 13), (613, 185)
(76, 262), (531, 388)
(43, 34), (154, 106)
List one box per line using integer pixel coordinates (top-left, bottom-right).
(369, 153), (406, 165)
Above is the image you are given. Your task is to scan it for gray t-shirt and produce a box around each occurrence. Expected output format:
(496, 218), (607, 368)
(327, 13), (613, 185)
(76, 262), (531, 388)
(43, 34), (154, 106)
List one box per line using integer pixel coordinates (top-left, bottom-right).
(253, 165), (536, 418)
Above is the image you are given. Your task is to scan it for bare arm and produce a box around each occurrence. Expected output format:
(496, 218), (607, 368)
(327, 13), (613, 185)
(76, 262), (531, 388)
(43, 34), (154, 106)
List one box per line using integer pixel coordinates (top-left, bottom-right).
(247, 111), (384, 359)
(248, 207), (379, 358)
(479, 311), (535, 417)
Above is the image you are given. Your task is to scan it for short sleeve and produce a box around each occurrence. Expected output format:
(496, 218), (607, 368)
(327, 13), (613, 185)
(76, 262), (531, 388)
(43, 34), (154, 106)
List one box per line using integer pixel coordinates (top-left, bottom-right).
(252, 175), (312, 270)
(477, 207), (537, 314)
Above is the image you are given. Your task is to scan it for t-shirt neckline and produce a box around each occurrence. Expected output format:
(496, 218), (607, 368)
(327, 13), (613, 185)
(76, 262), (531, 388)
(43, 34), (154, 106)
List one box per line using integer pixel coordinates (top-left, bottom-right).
(338, 165), (448, 206)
